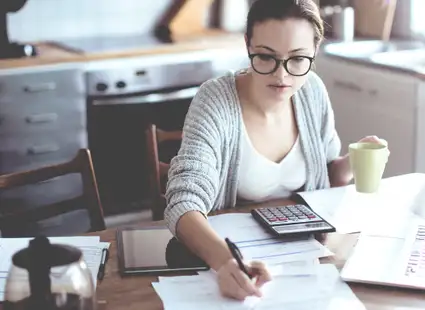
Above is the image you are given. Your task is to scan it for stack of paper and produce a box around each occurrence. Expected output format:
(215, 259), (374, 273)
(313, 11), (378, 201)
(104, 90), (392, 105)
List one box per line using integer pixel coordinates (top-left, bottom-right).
(208, 213), (333, 265)
(0, 236), (110, 301)
(297, 173), (425, 234)
(153, 264), (365, 310)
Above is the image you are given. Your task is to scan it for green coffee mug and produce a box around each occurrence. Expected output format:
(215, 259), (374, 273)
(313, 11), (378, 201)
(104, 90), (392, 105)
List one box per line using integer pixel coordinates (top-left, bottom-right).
(349, 140), (390, 193)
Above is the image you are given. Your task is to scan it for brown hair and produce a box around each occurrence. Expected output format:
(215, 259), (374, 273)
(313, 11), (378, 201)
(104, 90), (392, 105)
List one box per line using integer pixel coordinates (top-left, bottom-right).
(246, 0), (324, 48)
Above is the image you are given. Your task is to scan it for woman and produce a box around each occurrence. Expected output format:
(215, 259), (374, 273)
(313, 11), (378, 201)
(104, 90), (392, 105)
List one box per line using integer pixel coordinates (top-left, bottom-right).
(164, 0), (386, 301)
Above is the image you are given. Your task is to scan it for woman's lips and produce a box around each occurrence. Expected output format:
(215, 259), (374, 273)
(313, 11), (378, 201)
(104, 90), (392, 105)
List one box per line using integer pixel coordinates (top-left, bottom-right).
(268, 84), (291, 93)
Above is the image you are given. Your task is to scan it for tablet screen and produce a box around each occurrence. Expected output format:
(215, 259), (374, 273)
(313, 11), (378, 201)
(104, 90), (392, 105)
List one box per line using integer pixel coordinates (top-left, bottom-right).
(117, 227), (209, 275)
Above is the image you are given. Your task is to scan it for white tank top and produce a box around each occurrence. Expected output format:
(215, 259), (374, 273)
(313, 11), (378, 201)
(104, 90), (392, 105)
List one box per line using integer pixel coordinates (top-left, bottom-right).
(237, 123), (307, 202)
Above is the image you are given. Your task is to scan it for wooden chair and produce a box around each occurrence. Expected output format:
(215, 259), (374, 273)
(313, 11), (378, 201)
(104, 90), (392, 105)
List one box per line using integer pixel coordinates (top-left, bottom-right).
(145, 124), (182, 221)
(0, 149), (106, 237)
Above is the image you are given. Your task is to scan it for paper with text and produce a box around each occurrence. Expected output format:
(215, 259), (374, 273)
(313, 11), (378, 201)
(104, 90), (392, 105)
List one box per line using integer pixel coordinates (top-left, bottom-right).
(297, 173), (425, 234)
(153, 264), (365, 310)
(208, 213), (333, 264)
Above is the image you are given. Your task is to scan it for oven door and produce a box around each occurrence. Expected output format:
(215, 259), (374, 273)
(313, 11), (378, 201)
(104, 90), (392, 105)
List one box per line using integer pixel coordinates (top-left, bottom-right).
(87, 86), (199, 215)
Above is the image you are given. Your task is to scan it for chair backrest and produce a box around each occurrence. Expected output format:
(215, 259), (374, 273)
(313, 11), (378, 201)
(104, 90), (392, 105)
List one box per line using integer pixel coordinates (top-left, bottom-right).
(145, 124), (182, 220)
(0, 149), (106, 236)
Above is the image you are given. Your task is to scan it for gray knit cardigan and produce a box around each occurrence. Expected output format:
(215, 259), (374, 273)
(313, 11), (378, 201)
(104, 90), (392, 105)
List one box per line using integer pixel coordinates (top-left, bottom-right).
(164, 70), (341, 235)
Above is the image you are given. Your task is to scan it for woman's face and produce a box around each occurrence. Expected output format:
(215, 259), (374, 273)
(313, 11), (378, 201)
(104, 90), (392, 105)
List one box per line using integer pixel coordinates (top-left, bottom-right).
(247, 18), (316, 102)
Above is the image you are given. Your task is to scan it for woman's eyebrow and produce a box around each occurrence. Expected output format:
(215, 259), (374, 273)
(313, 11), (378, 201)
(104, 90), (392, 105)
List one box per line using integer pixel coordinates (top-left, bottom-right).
(289, 47), (308, 53)
(254, 45), (309, 54)
(254, 45), (276, 52)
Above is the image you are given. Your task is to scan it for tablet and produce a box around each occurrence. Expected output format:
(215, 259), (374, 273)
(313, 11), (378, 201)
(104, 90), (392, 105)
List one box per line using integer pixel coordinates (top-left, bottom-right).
(116, 226), (209, 276)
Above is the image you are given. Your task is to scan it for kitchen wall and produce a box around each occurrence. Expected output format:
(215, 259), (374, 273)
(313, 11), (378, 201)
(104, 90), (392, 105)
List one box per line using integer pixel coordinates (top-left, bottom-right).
(7, 0), (414, 43)
(7, 0), (173, 42)
(392, 0), (412, 38)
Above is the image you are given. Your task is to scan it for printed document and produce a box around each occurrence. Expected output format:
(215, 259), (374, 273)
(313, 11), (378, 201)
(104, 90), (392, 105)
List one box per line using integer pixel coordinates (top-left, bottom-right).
(153, 264), (365, 310)
(208, 213), (333, 265)
(297, 173), (425, 234)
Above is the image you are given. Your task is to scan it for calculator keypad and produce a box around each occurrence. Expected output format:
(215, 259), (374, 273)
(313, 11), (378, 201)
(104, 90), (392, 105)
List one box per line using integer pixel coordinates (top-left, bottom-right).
(257, 205), (320, 225)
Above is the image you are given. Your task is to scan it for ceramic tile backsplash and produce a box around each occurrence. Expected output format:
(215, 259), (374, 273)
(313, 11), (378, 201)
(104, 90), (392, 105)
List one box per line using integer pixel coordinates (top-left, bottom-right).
(7, 0), (172, 42)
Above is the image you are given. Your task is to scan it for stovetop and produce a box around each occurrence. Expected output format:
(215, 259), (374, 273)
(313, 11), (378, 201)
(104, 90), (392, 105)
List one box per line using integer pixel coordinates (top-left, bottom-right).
(53, 33), (170, 54)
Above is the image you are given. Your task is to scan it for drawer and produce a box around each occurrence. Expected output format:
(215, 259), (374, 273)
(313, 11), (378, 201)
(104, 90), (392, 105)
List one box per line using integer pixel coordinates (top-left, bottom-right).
(0, 102), (86, 136)
(0, 69), (85, 101)
(317, 57), (418, 108)
(0, 96), (86, 119)
(0, 130), (87, 174)
(0, 174), (91, 237)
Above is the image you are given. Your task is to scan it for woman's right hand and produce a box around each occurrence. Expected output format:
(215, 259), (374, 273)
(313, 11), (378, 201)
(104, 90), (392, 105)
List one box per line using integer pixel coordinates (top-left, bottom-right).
(217, 259), (272, 300)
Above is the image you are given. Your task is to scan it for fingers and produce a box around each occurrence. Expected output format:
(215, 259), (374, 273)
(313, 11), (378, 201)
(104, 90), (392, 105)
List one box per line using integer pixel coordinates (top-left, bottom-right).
(361, 135), (388, 146)
(248, 261), (272, 287)
(221, 273), (253, 301)
(231, 269), (261, 297)
(218, 259), (263, 301)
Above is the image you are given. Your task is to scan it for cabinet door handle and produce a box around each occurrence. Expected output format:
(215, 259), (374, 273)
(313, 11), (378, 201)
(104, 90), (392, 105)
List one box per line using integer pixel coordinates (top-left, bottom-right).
(27, 144), (59, 155)
(23, 82), (57, 93)
(334, 80), (363, 92)
(25, 113), (58, 124)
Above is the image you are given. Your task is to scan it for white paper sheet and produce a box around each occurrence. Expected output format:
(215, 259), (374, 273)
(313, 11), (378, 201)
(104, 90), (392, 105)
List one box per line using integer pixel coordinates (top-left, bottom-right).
(238, 238), (333, 265)
(297, 173), (425, 234)
(208, 213), (333, 265)
(208, 213), (276, 243)
(153, 264), (365, 310)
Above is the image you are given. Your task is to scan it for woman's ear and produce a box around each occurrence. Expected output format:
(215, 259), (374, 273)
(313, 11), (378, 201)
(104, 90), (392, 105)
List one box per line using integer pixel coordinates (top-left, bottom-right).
(244, 34), (249, 53)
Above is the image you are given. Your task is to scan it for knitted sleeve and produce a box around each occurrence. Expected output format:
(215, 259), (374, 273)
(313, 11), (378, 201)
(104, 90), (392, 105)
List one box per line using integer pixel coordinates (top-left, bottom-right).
(312, 72), (342, 162)
(164, 79), (225, 236)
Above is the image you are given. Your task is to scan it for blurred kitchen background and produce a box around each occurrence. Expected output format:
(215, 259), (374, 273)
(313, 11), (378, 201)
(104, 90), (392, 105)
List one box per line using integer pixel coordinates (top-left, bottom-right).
(0, 0), (424, 234)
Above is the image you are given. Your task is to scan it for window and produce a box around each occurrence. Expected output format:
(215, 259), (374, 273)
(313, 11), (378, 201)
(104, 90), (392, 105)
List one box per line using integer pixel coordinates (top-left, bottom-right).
(411, 0), (425, 35)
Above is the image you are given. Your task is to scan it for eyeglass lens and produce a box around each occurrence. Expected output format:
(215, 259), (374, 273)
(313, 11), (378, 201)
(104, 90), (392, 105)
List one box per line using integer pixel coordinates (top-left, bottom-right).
(251, 54), (312, 75)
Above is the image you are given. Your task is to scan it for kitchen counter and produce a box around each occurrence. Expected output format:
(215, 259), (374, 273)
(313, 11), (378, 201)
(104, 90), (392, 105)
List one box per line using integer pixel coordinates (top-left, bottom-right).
(1, 31), (423, 82)
(0, 30), (246, 71)
(317, 38), (425, 80)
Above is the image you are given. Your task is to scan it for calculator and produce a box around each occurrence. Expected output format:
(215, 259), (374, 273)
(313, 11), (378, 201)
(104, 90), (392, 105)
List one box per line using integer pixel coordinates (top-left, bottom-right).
(251, 204), (336, 237)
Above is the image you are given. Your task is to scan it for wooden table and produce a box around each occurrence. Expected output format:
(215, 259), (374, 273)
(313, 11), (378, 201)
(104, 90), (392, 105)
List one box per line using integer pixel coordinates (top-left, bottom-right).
(3, 199), (425, 309)
(93, 198), (425, 310)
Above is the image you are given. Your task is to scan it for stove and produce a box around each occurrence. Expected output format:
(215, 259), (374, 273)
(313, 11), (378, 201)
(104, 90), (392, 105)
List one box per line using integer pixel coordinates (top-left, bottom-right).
(53, 33), (170, 54)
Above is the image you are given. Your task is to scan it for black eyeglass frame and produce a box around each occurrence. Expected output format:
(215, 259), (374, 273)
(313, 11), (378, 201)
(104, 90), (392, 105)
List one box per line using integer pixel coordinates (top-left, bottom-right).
(248, 53), (315, 76)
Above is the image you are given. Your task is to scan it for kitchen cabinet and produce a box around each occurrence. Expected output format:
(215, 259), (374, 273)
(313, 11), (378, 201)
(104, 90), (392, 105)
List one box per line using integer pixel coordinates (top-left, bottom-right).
(314, 54), (419, 178)
(0, 66), (89, 236)
(0, 67), (87, 173)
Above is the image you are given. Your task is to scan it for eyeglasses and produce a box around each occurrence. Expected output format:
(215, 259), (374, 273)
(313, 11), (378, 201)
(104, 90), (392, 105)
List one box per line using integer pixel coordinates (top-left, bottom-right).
(248, 53), (315, 76)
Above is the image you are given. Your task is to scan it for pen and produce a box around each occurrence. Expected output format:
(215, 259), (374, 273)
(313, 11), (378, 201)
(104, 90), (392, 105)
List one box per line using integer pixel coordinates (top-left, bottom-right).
(225, 237), (252, 279)
(97, 248), (109, 281)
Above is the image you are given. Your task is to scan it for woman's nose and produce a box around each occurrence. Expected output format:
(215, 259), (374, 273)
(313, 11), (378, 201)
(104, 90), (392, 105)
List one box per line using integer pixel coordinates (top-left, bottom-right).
(273, 63), (290, 79)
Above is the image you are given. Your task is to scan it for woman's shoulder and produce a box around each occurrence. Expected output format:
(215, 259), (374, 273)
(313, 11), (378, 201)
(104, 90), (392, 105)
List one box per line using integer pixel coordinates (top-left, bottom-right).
(196, 70), (239, 101)
(190, 70), (241, 117)
(298, 71), (331, 115)
(302, 70), (328, 98)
